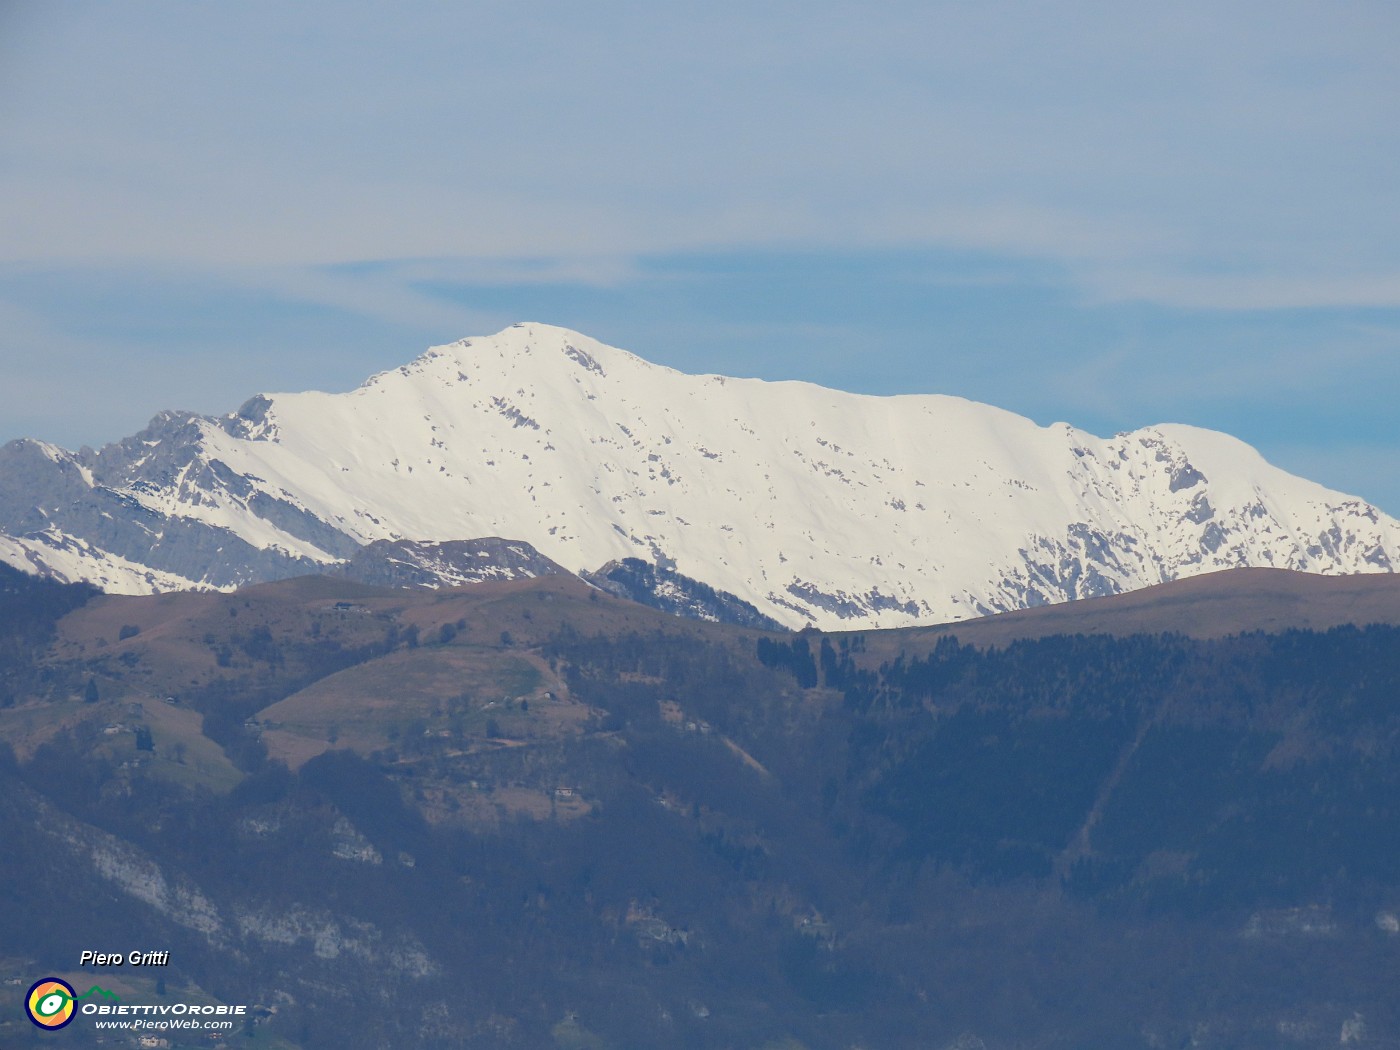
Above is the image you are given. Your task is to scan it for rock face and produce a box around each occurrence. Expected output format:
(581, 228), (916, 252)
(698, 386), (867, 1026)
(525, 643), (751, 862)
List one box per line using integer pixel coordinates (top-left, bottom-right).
(583, 558), (785, 630)
(1, 322), (1397, 628)
(336, 537), (570, 590)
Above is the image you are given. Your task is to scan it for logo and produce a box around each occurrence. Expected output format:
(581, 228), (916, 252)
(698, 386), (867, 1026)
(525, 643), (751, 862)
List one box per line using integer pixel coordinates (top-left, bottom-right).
(25, 978), (77, 1030)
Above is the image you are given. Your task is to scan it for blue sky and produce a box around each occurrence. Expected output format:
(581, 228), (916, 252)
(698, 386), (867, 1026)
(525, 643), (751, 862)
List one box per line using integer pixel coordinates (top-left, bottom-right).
(2, 1), (1397, 512)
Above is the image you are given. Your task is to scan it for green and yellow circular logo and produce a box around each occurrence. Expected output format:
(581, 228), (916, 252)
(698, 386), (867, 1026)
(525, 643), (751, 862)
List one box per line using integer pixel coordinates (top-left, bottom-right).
(26, 978), (77, 1030)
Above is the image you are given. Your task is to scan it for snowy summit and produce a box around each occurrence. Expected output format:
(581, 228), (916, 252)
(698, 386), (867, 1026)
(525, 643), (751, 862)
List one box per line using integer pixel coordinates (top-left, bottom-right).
(0, 323), (1396, 629)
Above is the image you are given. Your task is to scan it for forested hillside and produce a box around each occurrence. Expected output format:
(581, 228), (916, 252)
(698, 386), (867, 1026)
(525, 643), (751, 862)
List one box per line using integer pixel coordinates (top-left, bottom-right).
(1, 574), (1398, 1048)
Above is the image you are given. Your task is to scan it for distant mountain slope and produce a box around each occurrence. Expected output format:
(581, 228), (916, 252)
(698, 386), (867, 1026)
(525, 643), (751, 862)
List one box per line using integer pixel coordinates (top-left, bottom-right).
(1, 323), (1396, 628)
(864, 566), (1400, 653)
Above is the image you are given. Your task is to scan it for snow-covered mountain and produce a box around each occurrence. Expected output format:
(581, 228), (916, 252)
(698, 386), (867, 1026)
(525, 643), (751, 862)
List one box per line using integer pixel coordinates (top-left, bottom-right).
(1, 322), (1396, 629)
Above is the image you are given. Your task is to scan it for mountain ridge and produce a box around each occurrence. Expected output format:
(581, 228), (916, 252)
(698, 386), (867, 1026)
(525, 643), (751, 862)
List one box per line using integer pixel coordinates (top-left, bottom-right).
(1, 322), (1396, 628)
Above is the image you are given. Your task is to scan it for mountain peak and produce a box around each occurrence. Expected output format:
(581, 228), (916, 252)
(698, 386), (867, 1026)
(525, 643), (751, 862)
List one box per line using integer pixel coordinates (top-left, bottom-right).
(0, 325), (1395, 626)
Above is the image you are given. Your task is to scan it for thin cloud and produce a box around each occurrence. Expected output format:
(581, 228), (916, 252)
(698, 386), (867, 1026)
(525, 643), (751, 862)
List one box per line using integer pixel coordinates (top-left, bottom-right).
(2, 2), (1397, 308)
